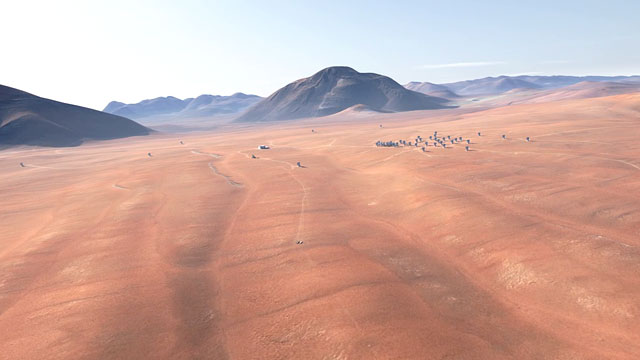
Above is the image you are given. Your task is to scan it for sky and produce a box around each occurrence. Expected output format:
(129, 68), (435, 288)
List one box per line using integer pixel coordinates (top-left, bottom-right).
(1, 0), (639, 110)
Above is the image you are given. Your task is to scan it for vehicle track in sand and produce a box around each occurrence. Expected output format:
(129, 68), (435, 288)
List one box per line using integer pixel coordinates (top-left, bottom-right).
(191, 150), (243, 186)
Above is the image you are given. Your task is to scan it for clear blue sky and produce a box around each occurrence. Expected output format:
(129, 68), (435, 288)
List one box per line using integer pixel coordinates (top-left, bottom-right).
(2, 0), (639, 109)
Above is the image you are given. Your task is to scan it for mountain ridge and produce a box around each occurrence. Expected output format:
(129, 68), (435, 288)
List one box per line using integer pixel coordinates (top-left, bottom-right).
(104, 92), (262, 120)
(406, 75), (640, 96)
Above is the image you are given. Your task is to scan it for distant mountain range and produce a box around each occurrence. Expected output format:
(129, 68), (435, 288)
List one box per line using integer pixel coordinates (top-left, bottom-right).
(0, 85), (151, 147)
(461, 80), (640, 108)
(404, 82), (460, 98)
(406, 75), (640, 97)
(5, 69), (639, 147)
(531, 80), (640, 101)
(236, 66), (449, 122)
(104, 93), (262, 120)
(102, 72), (640, 127)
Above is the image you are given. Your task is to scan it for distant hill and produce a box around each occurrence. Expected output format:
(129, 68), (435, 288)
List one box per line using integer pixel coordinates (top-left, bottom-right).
(404, 81), (459, 98)
(443, 76), (542, 95)
(236, 66), (450, 122)
(104, 93), (262, 120)
(447, 80), (640, 108)
(0, 85), (151, 147)
(406, 75), (640, 97)
(105, 96), (186, 119)
(508, 81), (640, 104)
(513, 75), (640, 89)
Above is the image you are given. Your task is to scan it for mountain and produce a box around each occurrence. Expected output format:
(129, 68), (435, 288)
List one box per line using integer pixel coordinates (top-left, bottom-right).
(442, 76), (541, 95)
(513, 75), (640, 89)
(406, 75), (640, 97)
(104, 96), (189, 119)
(404, 81), (459, 98)
(104, 93), (262, 120)
(180, 93), (263, 117)
(103, 101), (126, 113)
(236, 66), (450, 122)
(0, 85), (151, 147)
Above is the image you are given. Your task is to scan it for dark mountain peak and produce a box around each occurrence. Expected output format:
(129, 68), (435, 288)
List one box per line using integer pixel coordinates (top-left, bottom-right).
(236, 67), (450, 122)
(313, 66), (359, 78)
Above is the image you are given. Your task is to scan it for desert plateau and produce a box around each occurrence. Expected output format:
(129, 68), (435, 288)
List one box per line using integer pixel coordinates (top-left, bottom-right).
(2, 92), (640, 359)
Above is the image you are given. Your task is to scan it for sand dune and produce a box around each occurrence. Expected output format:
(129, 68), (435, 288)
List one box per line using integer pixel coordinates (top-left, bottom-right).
(1, 93), (640, 358)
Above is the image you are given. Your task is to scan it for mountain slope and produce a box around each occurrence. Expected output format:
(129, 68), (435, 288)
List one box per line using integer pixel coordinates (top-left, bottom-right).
(0, 85), (151, 147)
(236, 66), (449, 122)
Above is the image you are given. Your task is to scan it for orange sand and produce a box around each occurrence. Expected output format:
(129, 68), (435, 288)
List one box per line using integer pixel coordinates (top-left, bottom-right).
(1, 93), (640, 359)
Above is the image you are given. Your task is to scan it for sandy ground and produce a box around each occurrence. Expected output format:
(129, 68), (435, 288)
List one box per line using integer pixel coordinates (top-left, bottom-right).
(1, 93), (640, 359)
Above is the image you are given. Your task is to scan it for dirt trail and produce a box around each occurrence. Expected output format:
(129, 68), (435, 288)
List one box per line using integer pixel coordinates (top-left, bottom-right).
(191, 149), (243, 186)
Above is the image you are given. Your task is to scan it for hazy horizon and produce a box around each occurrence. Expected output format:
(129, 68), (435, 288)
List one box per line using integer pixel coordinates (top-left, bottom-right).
(2, 0), (639, 110)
